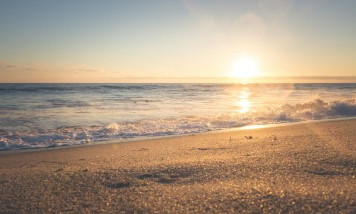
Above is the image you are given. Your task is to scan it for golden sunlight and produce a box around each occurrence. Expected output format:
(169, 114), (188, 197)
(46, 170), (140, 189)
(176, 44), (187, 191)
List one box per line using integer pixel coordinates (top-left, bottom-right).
(229, 55), (260, 80)
(237, 99), (251, 114)
(236, 88), (251, 114)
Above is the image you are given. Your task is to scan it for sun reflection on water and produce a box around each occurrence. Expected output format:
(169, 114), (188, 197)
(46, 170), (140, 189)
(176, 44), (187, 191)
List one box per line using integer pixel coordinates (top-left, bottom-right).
(236, 88), (251, 114)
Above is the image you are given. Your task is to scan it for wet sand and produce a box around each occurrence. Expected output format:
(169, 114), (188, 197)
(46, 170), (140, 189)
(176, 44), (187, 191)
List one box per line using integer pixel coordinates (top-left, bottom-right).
(0, 119), (355, 213)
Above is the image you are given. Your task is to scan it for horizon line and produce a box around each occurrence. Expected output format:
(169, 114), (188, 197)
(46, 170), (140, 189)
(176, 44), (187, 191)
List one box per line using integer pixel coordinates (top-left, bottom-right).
(1, 76), (356, 84)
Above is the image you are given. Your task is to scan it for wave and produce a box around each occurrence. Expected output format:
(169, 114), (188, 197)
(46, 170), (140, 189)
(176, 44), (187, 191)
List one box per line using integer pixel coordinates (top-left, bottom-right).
(99, 84), (165, 90)
(1, 83), (355, 95)
(264, 99), (356, 121)
(46, 99), (91, 108)
(1, 98), (356, 151)
(0, 83), (173, 94)
(0, 84), (74, 92)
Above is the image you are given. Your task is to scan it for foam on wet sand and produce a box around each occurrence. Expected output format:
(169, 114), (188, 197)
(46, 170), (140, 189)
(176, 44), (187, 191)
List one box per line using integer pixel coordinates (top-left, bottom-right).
(0, 119), (355, 213)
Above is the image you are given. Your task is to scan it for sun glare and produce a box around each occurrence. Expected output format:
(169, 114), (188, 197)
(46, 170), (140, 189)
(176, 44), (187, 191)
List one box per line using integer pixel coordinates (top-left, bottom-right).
(229, 56), (260, 80)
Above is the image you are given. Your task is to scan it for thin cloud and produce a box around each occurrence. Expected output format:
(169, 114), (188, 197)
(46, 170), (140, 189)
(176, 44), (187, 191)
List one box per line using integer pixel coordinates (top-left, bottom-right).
(0, 61), (38, 71)
(69, 64), (106, 74)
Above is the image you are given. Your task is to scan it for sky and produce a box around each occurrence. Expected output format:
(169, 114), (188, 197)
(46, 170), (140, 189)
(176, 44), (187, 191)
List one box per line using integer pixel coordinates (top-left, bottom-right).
(0, 0), (356, 83)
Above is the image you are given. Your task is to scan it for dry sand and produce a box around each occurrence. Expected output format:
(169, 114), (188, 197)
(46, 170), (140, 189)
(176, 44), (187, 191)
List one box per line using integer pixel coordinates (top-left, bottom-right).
(0, 119), (355, 213)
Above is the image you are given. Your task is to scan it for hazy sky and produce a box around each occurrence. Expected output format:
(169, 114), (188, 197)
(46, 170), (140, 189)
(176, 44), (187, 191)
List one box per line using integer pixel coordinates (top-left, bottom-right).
(0, 0), (356, 82)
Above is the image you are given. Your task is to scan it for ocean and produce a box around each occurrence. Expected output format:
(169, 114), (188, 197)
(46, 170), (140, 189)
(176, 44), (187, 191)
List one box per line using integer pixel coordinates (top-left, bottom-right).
(0, 83), (356, 150)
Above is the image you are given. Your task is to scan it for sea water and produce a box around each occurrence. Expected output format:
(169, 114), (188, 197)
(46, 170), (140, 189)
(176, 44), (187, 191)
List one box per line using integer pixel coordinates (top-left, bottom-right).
(0, 83), (356, 150)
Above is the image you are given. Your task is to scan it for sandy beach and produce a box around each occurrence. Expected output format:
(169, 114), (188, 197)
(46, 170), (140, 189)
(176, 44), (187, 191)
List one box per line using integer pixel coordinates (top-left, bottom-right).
(0, 119), (355, 213)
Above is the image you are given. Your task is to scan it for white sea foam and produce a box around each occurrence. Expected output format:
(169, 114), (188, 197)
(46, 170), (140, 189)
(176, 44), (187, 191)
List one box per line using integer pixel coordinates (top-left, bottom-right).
(1, 98), (356, 151)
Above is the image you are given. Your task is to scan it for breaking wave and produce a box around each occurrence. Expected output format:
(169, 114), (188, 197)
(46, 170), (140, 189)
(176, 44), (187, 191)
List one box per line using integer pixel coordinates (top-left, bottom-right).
(1, 98), (356, 151)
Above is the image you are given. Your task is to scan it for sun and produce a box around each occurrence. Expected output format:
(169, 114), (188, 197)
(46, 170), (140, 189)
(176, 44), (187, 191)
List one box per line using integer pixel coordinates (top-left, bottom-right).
(229, 55), (260, 79)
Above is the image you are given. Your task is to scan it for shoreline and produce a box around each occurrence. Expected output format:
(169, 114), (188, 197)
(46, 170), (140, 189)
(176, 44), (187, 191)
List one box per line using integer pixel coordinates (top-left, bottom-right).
(1, 116), (356, 156)
(0, 118), (355, 212)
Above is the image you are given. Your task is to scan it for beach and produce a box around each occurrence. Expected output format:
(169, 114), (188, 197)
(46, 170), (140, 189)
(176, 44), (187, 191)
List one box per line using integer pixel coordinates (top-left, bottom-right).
(0, 119), (355, 213)
(2, 0), (356, 212)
